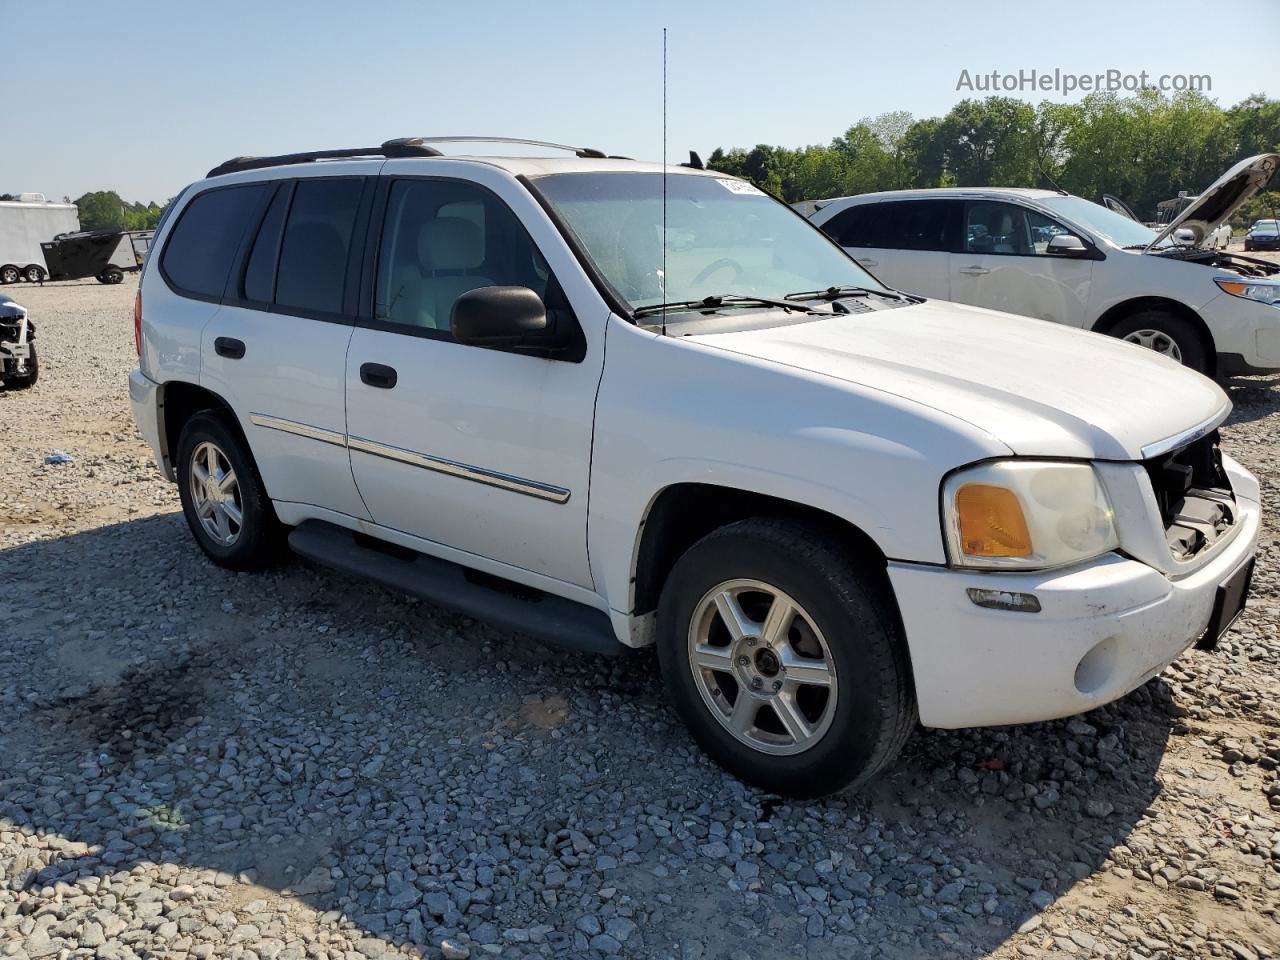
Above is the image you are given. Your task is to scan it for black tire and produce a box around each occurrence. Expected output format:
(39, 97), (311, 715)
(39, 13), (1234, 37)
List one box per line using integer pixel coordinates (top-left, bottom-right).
(98, 268), (125, 285)
(1106, 309), (1209, 374)
(656, 517), (916, 798)
(0, 265), (17, 285)
(176, 411), (283, 571)
(23, 265), (44, 283)
(4, 343), (38, 390)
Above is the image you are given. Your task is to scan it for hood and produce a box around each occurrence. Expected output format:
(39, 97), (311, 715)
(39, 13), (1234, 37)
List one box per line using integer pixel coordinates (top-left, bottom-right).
(686, 299), (1228, 461)
(1146, 153), (1279, 251)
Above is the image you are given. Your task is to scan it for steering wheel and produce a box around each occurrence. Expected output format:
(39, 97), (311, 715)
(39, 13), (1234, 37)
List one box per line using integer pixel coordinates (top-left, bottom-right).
(691, 257), (746, 288)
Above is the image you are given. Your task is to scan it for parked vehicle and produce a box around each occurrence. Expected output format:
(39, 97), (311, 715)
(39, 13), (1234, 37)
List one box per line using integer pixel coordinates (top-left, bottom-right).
(130, 137), (1260, 797)
(806, 154), (1280, 377)
(1206, 223), (1232, 250)
(0, 195), (80, 284)
(0, 293), (37, 389)
(1245, 219), (1280, 252)
(40, 229), (154, 284)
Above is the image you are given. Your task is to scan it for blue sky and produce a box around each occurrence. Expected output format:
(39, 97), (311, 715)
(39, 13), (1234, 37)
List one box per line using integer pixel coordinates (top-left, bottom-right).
(7, 0), (1278, 203)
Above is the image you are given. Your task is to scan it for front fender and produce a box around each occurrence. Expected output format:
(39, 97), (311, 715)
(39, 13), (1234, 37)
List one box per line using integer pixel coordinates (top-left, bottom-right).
(587, 319), (1008, 614)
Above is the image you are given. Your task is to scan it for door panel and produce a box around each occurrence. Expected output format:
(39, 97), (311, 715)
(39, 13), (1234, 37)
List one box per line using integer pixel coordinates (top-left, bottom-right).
(950, 200), (1094, 327)
(346, 329), (596, 585)
(345, 174), (602, 588)
(863, 248), (950, 299)
(826, 199), (953, 299)
(201, 171), (372, 519)
(202, 309), (365, 516)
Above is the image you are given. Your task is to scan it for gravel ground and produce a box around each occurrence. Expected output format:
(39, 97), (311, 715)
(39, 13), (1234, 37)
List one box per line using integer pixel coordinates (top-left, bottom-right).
(2, 275), (1279, 960)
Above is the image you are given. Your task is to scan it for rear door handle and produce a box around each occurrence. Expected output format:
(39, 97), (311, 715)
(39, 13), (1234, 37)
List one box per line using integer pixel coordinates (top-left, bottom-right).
(959, 265), (990, 276)
(360, 362), (398, 389)
(214, 337), (245, 359)
(854, 257), (878, 267)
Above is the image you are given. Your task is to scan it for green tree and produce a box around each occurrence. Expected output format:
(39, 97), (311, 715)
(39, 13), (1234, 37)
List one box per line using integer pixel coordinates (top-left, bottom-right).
(74, 190), (127, 230)
(705, 92), (1279, 216)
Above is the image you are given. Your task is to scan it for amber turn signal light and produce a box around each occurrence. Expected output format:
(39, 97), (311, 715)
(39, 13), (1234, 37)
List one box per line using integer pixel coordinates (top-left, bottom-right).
(954, 483), (1033, 558)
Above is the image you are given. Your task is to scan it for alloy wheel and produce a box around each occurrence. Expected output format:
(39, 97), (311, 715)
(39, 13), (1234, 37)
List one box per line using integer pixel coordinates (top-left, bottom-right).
(189, 440), (243, 545)
(687, 579), (838, 756)
(1123, 328), (1183, 363)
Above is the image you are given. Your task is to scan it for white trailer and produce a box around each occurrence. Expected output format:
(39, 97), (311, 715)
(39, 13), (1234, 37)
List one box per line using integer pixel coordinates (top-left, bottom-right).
(0, 197), (81, 284)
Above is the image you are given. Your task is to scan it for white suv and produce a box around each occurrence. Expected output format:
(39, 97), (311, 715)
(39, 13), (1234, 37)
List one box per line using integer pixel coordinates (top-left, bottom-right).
(130, 137), (1260, 797)
(807, 154), (1280, 376)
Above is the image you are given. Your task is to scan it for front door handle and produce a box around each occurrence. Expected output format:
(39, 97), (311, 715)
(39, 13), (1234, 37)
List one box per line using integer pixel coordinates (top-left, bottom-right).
(360, 362), (398, 389)
(854, 257), (879, 267)
(959, 265), (990, 276)
(214, 337), (245, 359)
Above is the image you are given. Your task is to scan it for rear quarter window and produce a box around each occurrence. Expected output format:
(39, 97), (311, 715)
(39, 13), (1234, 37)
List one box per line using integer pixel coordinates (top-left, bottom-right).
(160, 184), (267, 300)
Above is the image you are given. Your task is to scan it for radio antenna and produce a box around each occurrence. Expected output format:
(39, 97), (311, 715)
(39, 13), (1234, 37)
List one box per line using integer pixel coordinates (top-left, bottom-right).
(661, 26), (668, 336)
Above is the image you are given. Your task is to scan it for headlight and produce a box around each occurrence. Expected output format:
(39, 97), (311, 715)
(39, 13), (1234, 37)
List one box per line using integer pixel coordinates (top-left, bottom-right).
(1215, 277), (1280, 307)
(942, 461), (1118, 570)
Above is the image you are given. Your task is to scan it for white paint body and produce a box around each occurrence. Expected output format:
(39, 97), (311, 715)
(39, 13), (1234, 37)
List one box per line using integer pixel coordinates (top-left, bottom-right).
(132, 155), (1259, 731)
(809, 186), (1280, 373)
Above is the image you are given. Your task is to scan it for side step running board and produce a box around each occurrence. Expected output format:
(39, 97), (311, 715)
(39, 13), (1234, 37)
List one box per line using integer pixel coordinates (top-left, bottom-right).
(287, 521), (624, 656)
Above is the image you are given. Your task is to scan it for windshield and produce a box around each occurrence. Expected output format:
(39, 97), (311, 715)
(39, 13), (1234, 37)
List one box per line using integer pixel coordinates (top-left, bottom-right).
(1252, 221), (1279, 233)
(1039, 195), (1160, 248)
(532, 172), (887, 312)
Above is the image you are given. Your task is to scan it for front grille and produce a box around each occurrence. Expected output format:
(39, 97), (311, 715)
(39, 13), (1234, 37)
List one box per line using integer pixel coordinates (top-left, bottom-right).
(1141, 430), (1235, 561)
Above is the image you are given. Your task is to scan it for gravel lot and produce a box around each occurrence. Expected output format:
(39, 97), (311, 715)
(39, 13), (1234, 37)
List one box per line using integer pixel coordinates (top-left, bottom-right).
(2, 276), (1279, 960)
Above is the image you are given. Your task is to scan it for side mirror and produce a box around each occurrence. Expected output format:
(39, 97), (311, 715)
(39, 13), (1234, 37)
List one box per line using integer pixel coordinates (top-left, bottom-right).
(1046, 234), (1089, 256)
(1172, 228), (1197, 247)
(451, 286), (548, 347)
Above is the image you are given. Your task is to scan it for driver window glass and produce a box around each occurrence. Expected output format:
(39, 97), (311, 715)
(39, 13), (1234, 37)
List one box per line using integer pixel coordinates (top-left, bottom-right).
(375, 180), (557, 336)
(964, 201), (1070, 256)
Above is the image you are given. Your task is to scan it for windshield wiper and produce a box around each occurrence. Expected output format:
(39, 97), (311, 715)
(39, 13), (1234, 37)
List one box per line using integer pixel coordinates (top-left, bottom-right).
(633, 294), (816, 319)
(784, 285), (910, 302)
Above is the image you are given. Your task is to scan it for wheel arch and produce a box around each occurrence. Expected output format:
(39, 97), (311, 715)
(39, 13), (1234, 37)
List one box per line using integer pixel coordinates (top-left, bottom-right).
(157, 380), (244, 480)
(1091, 296), (1216, 375)
(630, 482), (896, 624)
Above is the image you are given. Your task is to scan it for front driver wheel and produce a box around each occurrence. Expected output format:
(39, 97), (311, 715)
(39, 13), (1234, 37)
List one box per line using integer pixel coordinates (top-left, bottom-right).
(1108, 310), (1209, 375)
(176, 412), (283, 570)
(657, 517), (916, 798)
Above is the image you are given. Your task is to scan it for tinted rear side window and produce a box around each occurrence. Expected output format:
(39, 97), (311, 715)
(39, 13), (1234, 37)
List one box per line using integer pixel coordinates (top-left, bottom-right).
(275, 178), (363, 315)
(161, 185), (266, 299)
(242, 183), (292, 304)
(821, 204), (883, 248)
(880, 200), (951, 251)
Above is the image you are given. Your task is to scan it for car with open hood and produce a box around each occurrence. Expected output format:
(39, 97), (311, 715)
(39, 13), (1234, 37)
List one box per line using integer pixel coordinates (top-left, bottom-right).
(129, 138), (1259, 797)
(806, 154), (1280, 377)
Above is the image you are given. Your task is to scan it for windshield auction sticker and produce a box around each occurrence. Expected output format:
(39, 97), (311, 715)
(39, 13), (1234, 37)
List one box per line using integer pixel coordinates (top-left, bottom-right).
(715, 178), (766, 196)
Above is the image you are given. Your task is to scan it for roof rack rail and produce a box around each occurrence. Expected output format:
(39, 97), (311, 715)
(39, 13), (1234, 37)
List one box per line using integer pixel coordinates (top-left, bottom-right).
(206, 139), (444, 178)
(395, 136), (608, 159)
(206, 136), (612, 179)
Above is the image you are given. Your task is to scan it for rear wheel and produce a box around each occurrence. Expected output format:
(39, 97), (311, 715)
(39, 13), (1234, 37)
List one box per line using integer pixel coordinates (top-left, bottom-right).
(97, 268), (125, 285)
(0, 266), (18, 285)
(23, 265), (44, 283)
(657, 517), (915, 798)
(176, 412), (283, 570)
(1108, 309), (1209, 375)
